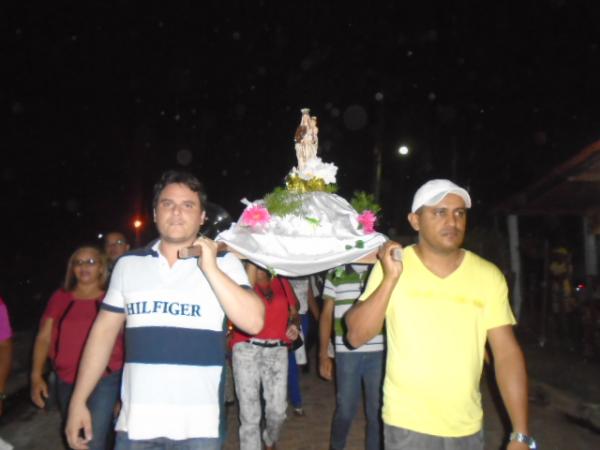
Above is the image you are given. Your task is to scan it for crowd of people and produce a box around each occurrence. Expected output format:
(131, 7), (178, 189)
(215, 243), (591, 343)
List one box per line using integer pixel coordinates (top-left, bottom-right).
(0, 171), (538, 450)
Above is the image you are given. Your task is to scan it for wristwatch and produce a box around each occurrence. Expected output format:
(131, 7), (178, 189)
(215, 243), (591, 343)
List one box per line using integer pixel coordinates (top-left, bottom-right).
(509, 432), (537, 449)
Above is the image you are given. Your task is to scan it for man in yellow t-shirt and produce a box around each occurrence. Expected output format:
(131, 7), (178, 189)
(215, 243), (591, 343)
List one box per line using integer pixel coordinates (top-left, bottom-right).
(346, 179), (535, 450)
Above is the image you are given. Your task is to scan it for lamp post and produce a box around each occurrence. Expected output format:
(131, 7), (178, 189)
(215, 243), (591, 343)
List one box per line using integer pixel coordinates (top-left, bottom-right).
(373, 144), (410, 204)
(373, 145), (383, 203)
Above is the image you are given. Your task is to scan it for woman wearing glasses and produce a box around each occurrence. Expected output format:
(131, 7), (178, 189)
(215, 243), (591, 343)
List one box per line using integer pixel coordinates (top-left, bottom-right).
(30, 245), (124, 450)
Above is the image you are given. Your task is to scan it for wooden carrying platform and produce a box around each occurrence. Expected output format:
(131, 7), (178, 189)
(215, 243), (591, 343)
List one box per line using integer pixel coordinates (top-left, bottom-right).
(178, 243), (402, 265)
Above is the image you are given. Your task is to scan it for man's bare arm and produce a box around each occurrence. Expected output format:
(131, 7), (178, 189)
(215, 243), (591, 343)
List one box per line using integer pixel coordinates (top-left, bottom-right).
(487, 324), (530, 448)
(346, 242), (402, 348)
(0, 337), (12, 415)
(30, 318), (53, 408)
(0, 339), (12, 389)
(196, 238), (264, 335)
(66, 310), (125, 450)
(345, 279), (395, 348)
(318, 298), (335, 380)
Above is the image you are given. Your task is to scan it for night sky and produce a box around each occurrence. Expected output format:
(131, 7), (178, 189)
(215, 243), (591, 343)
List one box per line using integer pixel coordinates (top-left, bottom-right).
(4, 1), (600, 325)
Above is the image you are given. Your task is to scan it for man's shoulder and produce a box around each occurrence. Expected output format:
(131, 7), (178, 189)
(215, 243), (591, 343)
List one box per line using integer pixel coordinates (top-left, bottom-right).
(122, 246), (159, 259)
(216, 250), (245, 271)
(115, 247), (160, 268)
(463, 250), (505, 279)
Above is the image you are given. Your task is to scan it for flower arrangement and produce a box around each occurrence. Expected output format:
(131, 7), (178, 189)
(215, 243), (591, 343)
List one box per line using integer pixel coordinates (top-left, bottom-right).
(241, 205), (271, 227)
(218, 109), (390, 278)
(357, 210), (377, 234)
(286, 158), (339, 194)
(264, 187), (303, 217)
(351, 191), (382, 234)
(290, 157), (338, 184)
(237, 110), (380, 237)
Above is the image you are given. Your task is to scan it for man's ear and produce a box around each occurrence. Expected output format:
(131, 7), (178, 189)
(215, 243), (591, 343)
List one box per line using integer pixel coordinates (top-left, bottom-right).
(200, 210), (206, 225)
(153, 208), (157, 222)
(407, 212), (420, 232)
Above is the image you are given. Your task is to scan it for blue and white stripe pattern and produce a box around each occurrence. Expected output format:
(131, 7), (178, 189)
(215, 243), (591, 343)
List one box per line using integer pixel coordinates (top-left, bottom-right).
(101, 241), (250, 440)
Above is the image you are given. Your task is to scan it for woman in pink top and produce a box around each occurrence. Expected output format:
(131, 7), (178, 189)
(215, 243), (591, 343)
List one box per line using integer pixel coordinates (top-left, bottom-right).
(30, 245), (124, 450)
(0, 296), (13, 416)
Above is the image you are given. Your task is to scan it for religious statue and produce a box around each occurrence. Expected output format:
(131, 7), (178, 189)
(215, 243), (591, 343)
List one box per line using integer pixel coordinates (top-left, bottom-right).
(294, 108), (319, 171)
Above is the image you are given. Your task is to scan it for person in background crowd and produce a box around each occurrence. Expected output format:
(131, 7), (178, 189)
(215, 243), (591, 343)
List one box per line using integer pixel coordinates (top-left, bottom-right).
(30, 245), (124, 450)
(319, 264), (384, 450)
(231, 264), (300, 450)
(104, 231), (130, 273)
(287, 276), (319, 416)
(548, 246), (578, 351)
(0, 296), (13, 417)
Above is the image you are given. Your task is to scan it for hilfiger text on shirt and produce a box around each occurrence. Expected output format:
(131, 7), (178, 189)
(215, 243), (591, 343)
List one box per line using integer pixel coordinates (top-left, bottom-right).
(126, 300), (201, 317)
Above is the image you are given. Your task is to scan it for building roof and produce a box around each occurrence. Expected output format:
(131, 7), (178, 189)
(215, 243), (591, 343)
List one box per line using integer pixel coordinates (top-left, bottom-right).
(496, 140), (600, 215)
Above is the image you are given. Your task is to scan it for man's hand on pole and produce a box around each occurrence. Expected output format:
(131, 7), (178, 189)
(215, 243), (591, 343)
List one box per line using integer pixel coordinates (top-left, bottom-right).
(192, 236), (219, 273)
(378, 241), (404, 280)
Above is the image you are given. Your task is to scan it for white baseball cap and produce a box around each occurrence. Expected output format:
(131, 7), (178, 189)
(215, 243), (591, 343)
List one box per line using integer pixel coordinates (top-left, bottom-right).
(411, 179), (472, 213)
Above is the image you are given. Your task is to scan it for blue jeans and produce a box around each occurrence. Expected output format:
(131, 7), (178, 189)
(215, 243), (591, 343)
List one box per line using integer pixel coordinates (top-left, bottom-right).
(56, 370), (122, 450)
(331, 352), (384, 450)
(115, 432), (220, 450)
(287, 351), (301, 408)
(287, 313), (310, 408)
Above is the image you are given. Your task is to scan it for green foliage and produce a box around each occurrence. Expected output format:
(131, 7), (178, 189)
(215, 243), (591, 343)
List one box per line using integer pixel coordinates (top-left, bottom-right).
(264, 187), (303, 217)
(350, 191), (381, 215)
(345, 240), (365, 250)
(305, 217), (321, 226)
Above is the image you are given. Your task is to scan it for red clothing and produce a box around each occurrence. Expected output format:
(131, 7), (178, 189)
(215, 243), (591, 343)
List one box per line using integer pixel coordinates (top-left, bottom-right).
(0, 297), (12, 341)
(230, 277), (298, 347)
(42, 289), (124, 383)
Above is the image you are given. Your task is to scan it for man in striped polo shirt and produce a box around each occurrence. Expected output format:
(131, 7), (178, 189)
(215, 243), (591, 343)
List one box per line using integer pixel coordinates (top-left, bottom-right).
(65, 170), (265, 450)
(319, 264), (385, 450)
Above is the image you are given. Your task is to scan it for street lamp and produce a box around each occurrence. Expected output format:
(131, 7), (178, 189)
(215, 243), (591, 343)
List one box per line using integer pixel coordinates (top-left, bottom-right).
(398, 145), (409, 156)
(374, 144), (411, 203)
(133, 218), (143, 247)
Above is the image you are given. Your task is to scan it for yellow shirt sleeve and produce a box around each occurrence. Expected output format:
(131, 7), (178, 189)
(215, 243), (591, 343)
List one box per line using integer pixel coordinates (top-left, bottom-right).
(483, 263), (517, 330)
(358, 261), (383, 301)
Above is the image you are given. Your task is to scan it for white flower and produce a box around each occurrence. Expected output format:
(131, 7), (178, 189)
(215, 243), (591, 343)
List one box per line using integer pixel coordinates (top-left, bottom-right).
(291, 157), (338, 184)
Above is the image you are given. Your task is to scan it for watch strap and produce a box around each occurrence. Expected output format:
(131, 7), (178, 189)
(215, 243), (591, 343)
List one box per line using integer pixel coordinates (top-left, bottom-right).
(509, 431), (537, 449)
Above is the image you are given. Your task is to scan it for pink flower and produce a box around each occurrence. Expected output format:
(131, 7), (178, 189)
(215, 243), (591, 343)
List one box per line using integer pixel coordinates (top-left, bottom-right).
(241, 205), (271, 227)
(357, 210), (377, 234)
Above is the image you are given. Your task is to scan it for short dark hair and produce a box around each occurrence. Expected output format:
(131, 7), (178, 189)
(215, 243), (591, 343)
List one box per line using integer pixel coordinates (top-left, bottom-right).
(152, 170), (206, 208)
(104, 230), (129, 244)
